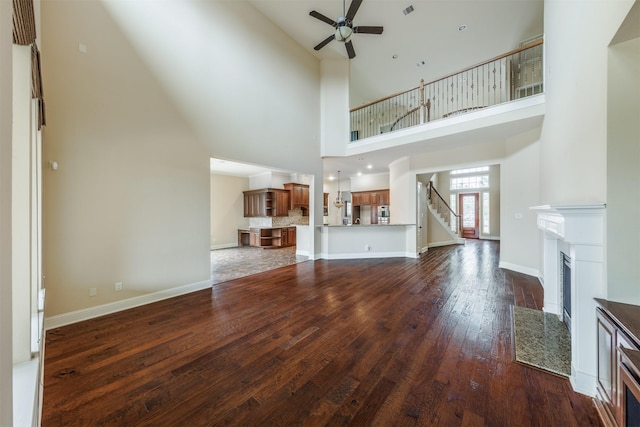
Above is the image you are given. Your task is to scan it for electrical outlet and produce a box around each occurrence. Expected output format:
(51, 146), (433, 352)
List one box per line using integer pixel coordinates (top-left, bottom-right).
(115, 281), (123, 292)
(366, 244), (371, 251)
(89, 287), (97, 297)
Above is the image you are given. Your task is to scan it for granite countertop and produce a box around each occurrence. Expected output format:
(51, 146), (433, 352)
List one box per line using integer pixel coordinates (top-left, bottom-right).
(595, 298), (640, 345)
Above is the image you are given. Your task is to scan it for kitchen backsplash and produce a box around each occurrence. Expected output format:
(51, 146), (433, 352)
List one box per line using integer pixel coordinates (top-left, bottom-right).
(248, 208), (310, 228)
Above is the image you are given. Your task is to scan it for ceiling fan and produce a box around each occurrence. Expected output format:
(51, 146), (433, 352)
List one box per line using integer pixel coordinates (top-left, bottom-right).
(309, 0), (383, 59)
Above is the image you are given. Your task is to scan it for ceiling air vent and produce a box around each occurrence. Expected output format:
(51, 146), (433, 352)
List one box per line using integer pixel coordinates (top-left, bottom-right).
(403, 5), (415, 16)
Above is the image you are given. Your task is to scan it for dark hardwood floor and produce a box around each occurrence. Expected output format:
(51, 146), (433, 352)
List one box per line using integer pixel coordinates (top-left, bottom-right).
(42, 240), (601, 426)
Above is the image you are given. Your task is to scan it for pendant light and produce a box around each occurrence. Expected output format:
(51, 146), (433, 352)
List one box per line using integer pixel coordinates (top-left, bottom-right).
(334, 171), (345, 208)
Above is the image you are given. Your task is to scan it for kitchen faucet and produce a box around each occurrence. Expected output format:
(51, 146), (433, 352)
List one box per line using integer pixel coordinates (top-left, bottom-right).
(355, 218), (360, 224)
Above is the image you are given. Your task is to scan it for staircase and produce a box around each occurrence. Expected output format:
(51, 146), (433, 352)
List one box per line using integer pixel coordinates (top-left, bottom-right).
(427, 183), (465, 245)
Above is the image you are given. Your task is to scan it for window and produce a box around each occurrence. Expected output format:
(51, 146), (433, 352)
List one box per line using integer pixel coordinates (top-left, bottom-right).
(450, 175), (489, 190)
(482, 192), (490, 234)
(450, 166), (489, 175)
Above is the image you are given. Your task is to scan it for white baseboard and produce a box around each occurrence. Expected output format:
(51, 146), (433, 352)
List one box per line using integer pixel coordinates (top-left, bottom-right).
(570, 366), (596, 397)
(480, 235), (500, 241)
(44, 279), (212, 330)
(428, 239), (465, 248)
(318, 251), (410, 260)
(210, 243), (238, 250)
(498, 261), (540, 278)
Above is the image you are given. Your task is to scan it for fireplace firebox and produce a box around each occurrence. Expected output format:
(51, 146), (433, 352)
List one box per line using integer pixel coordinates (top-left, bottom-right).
(561, 252), (571, 333)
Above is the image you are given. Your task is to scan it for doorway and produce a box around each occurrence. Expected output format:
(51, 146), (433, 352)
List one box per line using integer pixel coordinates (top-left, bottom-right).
(459, 193), (479, 239)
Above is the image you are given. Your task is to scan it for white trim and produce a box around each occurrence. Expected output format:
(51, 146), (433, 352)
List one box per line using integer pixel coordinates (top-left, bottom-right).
(480, 235), (500, 241)
(428, 239), (465, 248)
(318, 251), (418, 260)
(570, 367), (596, 397)
(210, 243), (238, 250)
(296, 249), (311, 258)
(498, 261), (540, 278)
(44, 279), (212, 330)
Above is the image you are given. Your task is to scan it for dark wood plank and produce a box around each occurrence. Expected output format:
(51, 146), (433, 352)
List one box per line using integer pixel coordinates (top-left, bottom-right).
(41, 240), (600, 426)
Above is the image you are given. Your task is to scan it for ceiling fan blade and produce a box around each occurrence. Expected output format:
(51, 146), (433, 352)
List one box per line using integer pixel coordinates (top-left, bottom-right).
(309, 10), (337, 27)
(345, 40), (356, 59)
(345, 0), (363, 21)
(353, 26), (384, 34)
(314, 34), (335, 51)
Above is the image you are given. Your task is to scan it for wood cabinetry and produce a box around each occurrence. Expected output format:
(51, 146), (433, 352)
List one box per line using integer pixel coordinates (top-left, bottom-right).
(351, 189), (389, 206)
(595, 299), (640, 427)
(247, 227), (296, 249)
(284, 183), (309, 214)
(243, 189), (290, 217)
(351, 189), (390, 225)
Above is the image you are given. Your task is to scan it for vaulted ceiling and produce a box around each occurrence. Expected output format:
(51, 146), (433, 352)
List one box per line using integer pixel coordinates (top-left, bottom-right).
(213, 0), (544, 180)
(248, 0), (544, 107)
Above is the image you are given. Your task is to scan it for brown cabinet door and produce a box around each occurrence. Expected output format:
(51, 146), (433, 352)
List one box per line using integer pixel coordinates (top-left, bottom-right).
(274, 190), (290, 217)
(288, 227), (296, 246)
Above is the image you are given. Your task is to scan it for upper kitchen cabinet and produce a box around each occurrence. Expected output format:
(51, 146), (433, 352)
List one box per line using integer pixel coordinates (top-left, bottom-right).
(243, 189), (290, 217)
(352, 189), (389, 206)
(284, 183), (309, 214)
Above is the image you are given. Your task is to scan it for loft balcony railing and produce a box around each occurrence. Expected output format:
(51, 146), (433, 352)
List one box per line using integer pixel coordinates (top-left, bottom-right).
(349, 39), (543, 141)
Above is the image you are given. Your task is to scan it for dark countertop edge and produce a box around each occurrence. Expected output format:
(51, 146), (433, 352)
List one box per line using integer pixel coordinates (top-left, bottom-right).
(595, 298), (640, 346)
(620, 347), (640, 381)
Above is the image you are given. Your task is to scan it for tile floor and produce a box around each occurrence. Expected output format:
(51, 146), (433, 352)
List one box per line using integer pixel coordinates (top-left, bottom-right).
(210, 246), (309, 284)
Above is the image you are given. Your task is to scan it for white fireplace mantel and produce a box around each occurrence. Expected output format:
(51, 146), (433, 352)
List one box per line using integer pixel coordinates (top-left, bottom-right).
(530, 204), (606, 396)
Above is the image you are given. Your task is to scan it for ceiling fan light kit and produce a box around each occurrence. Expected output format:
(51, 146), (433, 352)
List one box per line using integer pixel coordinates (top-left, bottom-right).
(309, 0), (383, 59)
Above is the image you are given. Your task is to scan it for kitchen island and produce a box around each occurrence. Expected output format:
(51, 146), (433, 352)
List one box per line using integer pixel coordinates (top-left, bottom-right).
(317, 224), (418, 260)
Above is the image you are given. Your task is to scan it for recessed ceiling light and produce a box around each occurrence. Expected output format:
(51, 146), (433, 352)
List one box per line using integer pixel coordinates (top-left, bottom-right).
(367, 164), (373, 169)
(458, 24), (467, 32)
(403, 5), (415, 16)
(357, 172), (362, 176)
(392, 54), (398, 59)
(416, 60), (426, 67)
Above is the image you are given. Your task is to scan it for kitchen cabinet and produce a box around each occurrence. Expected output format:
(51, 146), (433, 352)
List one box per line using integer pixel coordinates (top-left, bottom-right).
(351, 189), (389, 206)
(247, 227), (296, 249)
(351, 189), (390, 224)
(243, 189), (290, 217)
(594, 299), (640, 427)
(284, 183), (309, 214)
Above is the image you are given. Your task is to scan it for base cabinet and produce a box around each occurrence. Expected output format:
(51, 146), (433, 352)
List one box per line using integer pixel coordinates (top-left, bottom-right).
(248, 227), (296, 249)
(595, 300), (640, 427)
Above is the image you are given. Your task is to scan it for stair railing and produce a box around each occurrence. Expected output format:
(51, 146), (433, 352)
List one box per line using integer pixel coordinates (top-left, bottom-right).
(428, 183), (461, 235)
(350, 39), (543, 141)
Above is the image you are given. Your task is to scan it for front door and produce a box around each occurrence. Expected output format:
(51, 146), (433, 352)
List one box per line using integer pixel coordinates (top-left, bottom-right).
(459, 193), (479, 239)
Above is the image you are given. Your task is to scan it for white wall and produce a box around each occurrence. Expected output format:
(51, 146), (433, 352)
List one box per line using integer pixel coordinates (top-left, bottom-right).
(607, 37), (640, 304)
(350, 172), (389, 192)
(0, 0), (13, 422)
(500, 129), (541, 276)
(12, 45), (32, 364)
(389, 157), (413, 225)
(540, 0), (634, 204)
(321, 59), (350, 157)
(41, 0), (323, 317)
(210, 173), (249, 249)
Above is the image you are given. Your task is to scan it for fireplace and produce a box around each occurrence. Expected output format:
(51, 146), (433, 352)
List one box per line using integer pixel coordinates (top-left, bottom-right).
(531, 204), (606, 395)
